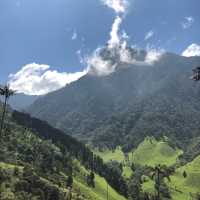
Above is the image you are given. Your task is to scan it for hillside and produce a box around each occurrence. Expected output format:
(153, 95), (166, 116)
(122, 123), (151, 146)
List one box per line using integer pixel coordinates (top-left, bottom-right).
(130, 137), (183, 167)
(0, 105), (127, 199)
(94, 137), (182, 177)
(94, 137), (200, 200)
(142, 155), (200, 200)
(26, 50), (200, 158)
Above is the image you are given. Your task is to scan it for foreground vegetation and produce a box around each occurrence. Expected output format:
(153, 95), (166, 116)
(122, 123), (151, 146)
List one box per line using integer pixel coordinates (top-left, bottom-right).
(94, 137), (200, 200)
(1, 85), (200, 200)
(0, 104), (127, 199)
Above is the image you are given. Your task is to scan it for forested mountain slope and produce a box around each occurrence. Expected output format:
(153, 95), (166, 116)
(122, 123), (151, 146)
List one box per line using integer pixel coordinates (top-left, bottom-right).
(0, 105), (127, 200)
(27, 50), (200, 155)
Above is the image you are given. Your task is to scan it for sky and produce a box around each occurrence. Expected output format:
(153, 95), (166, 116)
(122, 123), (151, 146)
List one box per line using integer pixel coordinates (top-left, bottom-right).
(0, 0), (200, 95)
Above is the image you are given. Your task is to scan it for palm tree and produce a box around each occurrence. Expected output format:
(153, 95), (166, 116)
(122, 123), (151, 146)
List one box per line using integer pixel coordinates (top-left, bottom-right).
(149, 165), (171, 200)
(106, 182), (109, 200)
(0, 84), (15, 138)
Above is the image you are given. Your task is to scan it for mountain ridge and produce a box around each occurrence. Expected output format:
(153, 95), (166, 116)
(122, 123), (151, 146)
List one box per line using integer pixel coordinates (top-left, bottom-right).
(26, 49), (200, 156)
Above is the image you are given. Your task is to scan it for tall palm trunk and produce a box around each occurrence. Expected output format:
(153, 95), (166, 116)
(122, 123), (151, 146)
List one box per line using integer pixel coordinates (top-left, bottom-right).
(107, 182), (109, 200)
(0, 96), (8, 138)
(156, 169), (161, 200)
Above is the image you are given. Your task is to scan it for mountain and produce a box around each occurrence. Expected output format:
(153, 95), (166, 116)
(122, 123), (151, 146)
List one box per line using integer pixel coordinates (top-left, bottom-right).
(2, 48), (200, 199)
(3, 102), (200, 200)
(0, 93), (39, 111)
(27, 48), (200, 155)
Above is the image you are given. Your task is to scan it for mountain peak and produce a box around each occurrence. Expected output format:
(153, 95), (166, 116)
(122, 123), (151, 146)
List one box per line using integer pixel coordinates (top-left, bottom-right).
(87, 45), (164, 77)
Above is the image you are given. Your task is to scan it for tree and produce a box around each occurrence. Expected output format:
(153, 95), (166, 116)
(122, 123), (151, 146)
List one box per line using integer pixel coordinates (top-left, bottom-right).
(66, 187), (72, 200)
(66, 175), (73, 188)
(86, 171), (95, 188)
(150, 165), (171, 200)
(183, 170), (187, 178)
(196, 193), (200, 200)
(107, 182), (109, 200)
(0, 84), (15, 138)
(90, 171), (95, 188)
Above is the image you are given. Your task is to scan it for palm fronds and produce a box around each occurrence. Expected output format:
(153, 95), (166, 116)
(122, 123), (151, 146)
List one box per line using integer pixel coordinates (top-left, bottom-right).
(0, 84), (16, 139)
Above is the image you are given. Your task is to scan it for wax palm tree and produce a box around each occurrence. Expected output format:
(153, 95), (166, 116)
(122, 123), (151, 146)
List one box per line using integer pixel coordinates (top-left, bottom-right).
(0, 84), (15, 138)
(149, 165), (171, 200)
(107, 181), (109, 200)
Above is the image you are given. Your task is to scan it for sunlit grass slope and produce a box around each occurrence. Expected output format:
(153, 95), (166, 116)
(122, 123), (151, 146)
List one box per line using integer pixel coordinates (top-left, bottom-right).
(131, 137), (183, 167)
(0, 161), (126, 200)
(94, 147), (132, 178)
(94, 137), (182, 179)
(73, 161), (127, 200)
(142, 155), (200, 200)
(167, 155), (200, 200)
(142, 176), (155, 194)
(94, 137), (200, 200)
(95, 137), (182, 167)
(94, 147), (125, 163)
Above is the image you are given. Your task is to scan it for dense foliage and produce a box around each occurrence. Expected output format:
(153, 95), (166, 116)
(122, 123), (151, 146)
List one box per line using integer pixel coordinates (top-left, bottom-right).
(27, 53), (200, 162)
(2, 50), (200, 200)
(11, 110), (128, 197)
(1, 103), (200, 199)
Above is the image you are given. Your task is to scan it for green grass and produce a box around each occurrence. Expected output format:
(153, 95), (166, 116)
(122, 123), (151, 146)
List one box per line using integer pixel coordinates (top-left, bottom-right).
(142, 155), (200, 200)
(95, 137), (182, 168)
(93, 137), (200, 199)
(142, 176), (155, 194)
(122, 166), (133, 178)
(0, 161), (126, 200)
(94, 146), (125, 163)
(74, 174), (126, 200)
(94, 137), (182, 180)
(94, 147), (133, 178)
(167, 155), (200, 200)
(130, 137), (183, 167)
(0, 162), (23, 170)
(72, 161), (127, 200)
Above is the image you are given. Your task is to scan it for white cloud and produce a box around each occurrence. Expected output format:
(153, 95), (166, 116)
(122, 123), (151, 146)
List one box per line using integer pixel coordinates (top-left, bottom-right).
(108, 16), (123, 48)
(145, 48), (164, 64)
(76, 49), (86, 65)
(119, 41), (135, 63)
(119, 45), (164, 65)
(9, 63), (87, 95)
(122, 30), (129, 40)
(103, 0), (130, 49)
(84, 0), (164, 76)
(84, 0), (130, 76)
(86, 43), (132, 77)
(72, 31), (77, 40)
(182, 43), (200, 57)
(86, 48), (117, 76)
(181, 16), (194, 29)
(144, 30), (154, 41)
(85, 43), (165, 77)
(85, 0), (161, 76)
(101, 0), (129, 14)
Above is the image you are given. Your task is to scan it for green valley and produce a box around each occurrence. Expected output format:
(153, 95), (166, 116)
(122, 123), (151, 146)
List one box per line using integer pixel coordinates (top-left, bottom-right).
(94, 137), (200, 200)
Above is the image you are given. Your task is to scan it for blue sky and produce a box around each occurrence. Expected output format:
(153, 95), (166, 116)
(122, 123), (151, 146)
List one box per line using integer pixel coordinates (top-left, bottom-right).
(0, 0), (200, 94)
